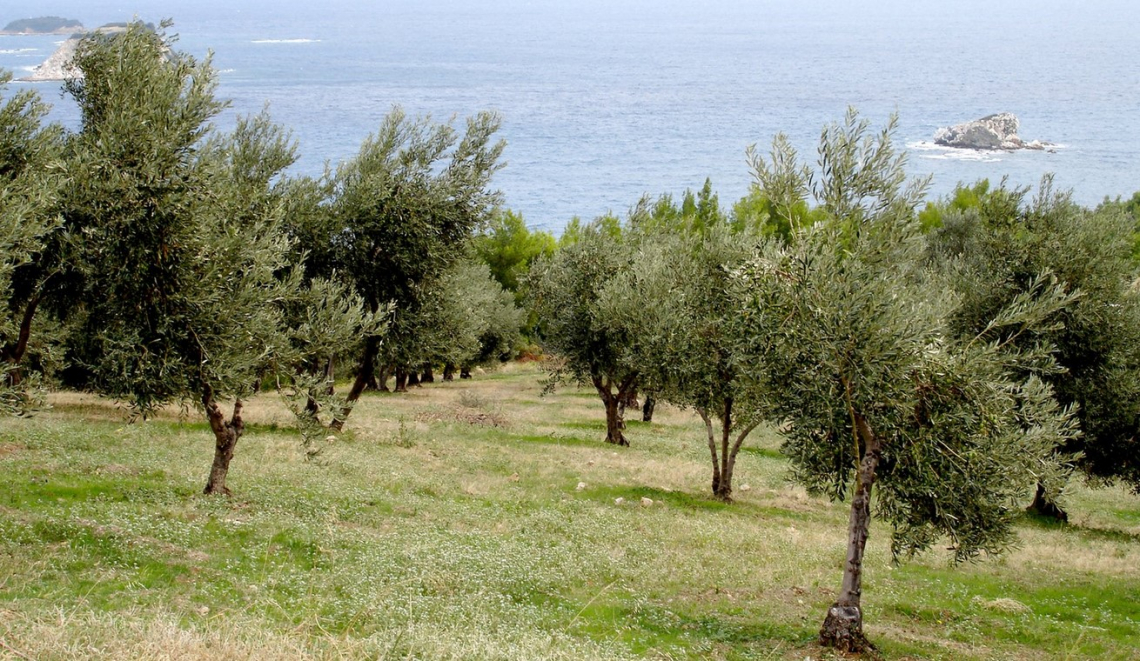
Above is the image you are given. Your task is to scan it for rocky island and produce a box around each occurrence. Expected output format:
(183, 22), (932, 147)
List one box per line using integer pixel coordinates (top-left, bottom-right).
(934, 113), (1052, 151)
(1, 16), (83, 35)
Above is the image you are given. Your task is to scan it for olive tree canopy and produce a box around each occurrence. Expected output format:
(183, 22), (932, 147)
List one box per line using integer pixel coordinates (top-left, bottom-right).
(731, 111), (1078, 652)
(62, 23), (377, 495)
(928, 179), (1140, 517)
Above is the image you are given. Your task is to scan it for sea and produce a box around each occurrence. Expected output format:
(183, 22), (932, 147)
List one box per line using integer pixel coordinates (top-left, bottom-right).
(2, 0), (1139, 234)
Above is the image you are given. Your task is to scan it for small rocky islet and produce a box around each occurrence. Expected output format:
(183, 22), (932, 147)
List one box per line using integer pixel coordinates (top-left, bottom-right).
(934, 112), (1054, 151)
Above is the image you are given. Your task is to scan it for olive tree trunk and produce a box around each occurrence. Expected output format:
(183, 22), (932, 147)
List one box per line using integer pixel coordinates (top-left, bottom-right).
(1027, 481), (1069, 522)
(331, 335), (380, 431)
(697, 398), (760, 501)
(642, 394), (656, 422)
(203, 388), (245, 496)
(323, 357), (335, 394)
(819, 410), (880, 653)
(592, 373), (637, 446)
(603, 393), (626, 445)
(1, 294), (42, 386)
(421, 363), (435, 383)
(443, 363), (456, 381)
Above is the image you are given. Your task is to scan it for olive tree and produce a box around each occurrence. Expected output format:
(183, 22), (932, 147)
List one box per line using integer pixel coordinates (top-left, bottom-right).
(529, 216), (638, 445)
(62, 23), (374, 495)
(731, 111), (1078, 652)
(0, 71), (64, 411)
(928, 179), (1140, 518)
(413, 258), (523, 382)
(598, 210), (762, 499)
(326, 108), (504, 427)
(271, 171), (389, 433)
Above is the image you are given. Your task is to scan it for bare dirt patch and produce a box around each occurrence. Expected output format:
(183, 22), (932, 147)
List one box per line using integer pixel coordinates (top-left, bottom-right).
(415, 405), (510, 428)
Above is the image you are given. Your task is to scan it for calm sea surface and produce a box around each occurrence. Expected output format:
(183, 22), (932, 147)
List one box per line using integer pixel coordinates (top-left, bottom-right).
(3, 0), (1139, 232)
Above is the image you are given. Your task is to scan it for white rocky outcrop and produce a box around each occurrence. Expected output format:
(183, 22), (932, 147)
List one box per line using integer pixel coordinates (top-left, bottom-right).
(934, 113), (1051, 151)
(19, 37), (81, 81)
(18, 25), (131, 82)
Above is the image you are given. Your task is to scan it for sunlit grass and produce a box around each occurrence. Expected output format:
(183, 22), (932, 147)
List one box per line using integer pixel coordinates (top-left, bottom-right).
(0, 363), (1137, 659)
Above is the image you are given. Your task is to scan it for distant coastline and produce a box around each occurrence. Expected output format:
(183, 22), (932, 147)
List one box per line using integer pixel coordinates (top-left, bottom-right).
(0, 16), (83, 35)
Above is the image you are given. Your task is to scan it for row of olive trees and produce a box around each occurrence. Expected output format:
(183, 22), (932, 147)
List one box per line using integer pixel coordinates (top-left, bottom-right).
(529, 111), (1140, 651)
(0, 23), (521, 494)
(6, 21), (1138, 654)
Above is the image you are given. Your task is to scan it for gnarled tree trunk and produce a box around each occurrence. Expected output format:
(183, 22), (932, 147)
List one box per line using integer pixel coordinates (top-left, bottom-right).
(443, 362), (456, 381)
(203, 388), (245, 496)
(602, 391), (626, 446)
(323, 357), (335, 394)
(592, 373), (637, 446)
(332, 335), (380, 431)
(407, 371), (421, 388)
(377, 364), (392, 392)
(619, 387), (640, 413)
(642, 394), (656, 422)
(460, 366), (472, 379)
(1, 294), (42, 386)
(421, 363), (435, 383)
(1027, 481), (1068, 522)
(394, 368), (409, 393)
(697, 398), (760, 501)
(819, 410), (880, 654)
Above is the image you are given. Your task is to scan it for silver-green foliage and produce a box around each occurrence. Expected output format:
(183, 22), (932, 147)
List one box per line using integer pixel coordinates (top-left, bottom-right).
(598, 210), (762, 497)
(413, 258), (524, 370)
(529, 218), (635, 389)
(732, 110), (1078, 561)
(602, 208), (751, 415)
(63, 23), (377, 420)
(929, 179), (1140, 493)
(331, 108), (504, 367)
(0, 71), (63, 413)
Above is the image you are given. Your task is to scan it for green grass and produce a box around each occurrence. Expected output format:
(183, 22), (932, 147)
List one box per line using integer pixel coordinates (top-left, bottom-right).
(0, 363), (1138, 659)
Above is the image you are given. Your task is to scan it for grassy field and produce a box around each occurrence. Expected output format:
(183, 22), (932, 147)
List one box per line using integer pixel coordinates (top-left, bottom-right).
(0, 363), (1138, 660)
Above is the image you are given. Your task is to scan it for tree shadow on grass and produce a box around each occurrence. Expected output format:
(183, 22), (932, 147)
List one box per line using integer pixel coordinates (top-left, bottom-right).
(584, 484), (812, 522)
(569, 593), (815, 657)
(738, 445), (784, 460)
(1021, 510), (1140, 543)
(512, 432), (601, 448)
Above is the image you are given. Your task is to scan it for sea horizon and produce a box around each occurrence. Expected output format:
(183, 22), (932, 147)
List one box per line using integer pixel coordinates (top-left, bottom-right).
(3, 0), (1139, 232)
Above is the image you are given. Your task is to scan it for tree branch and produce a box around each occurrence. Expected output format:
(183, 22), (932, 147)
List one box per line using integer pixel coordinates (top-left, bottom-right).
(697, 407), (720, 474)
